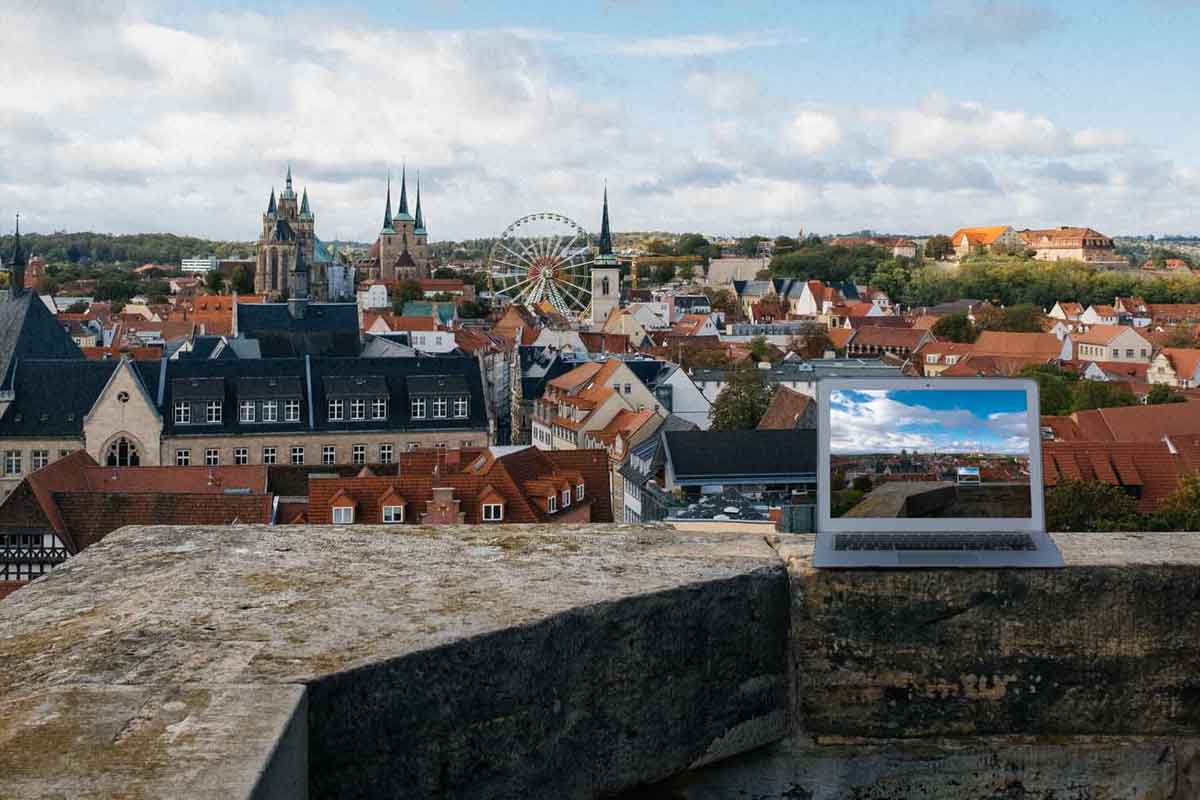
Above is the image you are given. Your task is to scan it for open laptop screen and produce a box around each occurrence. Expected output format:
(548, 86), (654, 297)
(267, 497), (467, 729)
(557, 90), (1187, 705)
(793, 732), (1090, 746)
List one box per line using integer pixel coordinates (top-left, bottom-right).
(828, 387), (1033, 520)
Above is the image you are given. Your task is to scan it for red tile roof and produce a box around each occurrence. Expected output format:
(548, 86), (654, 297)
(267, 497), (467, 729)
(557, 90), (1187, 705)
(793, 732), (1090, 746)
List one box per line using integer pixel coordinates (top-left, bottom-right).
(1042, 399), (1200, 442)
(1072, 324), (1145, 346)
(1043, 439), (1200, 512)
(949, 226), (1011, 246)
(757, 385), (812, 430)
(1161, 348), (1200, 378)
(973, 331), (1065, 359)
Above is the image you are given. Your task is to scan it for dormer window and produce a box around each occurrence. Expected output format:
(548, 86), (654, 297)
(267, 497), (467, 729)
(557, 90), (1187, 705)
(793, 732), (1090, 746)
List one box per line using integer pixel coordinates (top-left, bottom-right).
(576, 483), (585, 501)
(372, 397), (388, 420)
(262, 400), (278, 423)
(382, 505), (404, 523)
(174, 401), (191, 424)
(454, 396), (468, 418)
(548, 494), (558, 513)
(285, 399), (300, 422)
(350, 399), (366, 420)
(329, 399), (344, 421)
(332, 506), (354, 524)
(482, 503), (504, 521)
(561, 489), (571, 508)
(411, 397), (426, 419)
(433, 397), (448, 418)
(205, 401), (223, 424)
(240, 401), (255, 423)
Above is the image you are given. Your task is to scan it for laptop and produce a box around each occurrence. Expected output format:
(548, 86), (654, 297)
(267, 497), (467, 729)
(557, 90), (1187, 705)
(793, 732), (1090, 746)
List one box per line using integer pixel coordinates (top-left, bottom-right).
(813, 377), (1064, 568)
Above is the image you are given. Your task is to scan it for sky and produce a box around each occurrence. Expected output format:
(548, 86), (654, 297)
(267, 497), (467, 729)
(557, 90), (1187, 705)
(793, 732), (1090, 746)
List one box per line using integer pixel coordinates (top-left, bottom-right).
(830, 389), (1031, 455)
(2, 1), (1200, 242)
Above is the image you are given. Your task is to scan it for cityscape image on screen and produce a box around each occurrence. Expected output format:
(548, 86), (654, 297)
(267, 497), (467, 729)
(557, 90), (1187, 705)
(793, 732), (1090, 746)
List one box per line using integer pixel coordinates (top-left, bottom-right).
(829, 389), (1033, 519)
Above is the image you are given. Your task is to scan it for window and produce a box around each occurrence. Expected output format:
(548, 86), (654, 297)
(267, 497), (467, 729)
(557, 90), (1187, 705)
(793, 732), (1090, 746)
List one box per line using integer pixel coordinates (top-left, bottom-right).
(382, 505), (404, 523)
(31, 450), (49, 471)
(433, 397), (448, 418)
(205, 448), (220, 466)
(332, 507), (354, 524)
(454, 396), (468, 418)
(548, 494), (558, 513)
(328, 399), (344, 421)
(576, 483), (585, 501)
(1126, 349), (1135, 358)
(482, 503), (504, 521)
(371, 397), (388, 420)
(284, 399), (301, 422)
(379, 444), (393, 464)
(408, 442), (420, 451)
(435, 441), (447, 449)
(176, 449), (191, 466)
(174, 401), (191, 424)
(3, 451), (21, 476)
(262, 446), (277, 465)
(460, 439), (473, 448)
(240, 401), (256, 423)
(206, 401), (223, 424)
(262, 401), (278, 423)
(624, 383), (632, 395)
(322, 445), (336, 465)
(562, 489), (571, 508)
(411, 397), (426, 419)
(234, 448), (248, 465)
(291, 446), (305, 465)
(350, 399), (366, 420)
(351, 444), (366, 465)
(105, 438), (139, 467)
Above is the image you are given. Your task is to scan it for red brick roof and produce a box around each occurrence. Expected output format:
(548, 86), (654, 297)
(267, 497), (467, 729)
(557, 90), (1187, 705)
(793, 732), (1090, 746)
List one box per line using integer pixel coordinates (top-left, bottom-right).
(307, 446), (611, 524)
(757, 385), (812, 430)
(1042, 399), (1200, 442)
(1043, 439), (1200, 512)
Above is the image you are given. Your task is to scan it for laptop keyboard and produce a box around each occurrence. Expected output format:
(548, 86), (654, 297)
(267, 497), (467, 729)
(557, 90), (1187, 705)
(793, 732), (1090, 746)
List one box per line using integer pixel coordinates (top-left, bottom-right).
(834, 533), (1037, 551)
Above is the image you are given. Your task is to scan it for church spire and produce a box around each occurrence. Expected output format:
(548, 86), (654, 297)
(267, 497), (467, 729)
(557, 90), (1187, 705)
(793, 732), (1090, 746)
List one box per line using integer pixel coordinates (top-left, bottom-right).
(281, 164), (296, 200)
(413, 171), (425, 233)
(382, 171), (394, 232)
(598, 183), (613, 256)
(300, 187), (311, 218)
(267, 187), (277, 216)
(397, 162), (411, 220)
(9, 213), (26, 297)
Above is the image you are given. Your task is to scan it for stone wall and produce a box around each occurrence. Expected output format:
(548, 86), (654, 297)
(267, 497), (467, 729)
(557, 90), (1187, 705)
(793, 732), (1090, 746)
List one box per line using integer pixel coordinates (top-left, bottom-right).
(1, 526), (1199, 798)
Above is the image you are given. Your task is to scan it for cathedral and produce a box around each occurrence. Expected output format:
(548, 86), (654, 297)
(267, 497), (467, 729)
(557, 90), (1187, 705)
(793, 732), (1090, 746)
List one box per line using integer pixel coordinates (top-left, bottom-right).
(254, 167), (351, 301)
(360, 166), (432, 282)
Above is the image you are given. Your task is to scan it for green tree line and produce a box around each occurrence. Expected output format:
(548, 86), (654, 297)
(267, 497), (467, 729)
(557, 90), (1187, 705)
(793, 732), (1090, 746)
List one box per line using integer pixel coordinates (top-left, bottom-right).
(0, 231), (252, 266)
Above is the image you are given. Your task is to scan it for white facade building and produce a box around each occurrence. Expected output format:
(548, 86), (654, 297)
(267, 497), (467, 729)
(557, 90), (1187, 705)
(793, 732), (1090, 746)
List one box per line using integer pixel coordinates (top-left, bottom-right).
(181, 256), (218, 273)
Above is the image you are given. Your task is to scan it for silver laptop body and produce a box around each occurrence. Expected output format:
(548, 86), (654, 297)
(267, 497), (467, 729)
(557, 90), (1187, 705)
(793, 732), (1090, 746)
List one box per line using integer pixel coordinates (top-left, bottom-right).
(813, 377), (1064, 568)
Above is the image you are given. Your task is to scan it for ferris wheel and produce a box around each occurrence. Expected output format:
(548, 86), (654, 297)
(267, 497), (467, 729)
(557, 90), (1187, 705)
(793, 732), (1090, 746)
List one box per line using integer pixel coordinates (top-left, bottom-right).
(487, 212), (594, 317)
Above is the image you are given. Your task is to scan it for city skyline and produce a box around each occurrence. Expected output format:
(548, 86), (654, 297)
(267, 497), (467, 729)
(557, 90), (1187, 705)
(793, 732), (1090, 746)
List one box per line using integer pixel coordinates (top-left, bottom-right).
(3, 2), (1200, 241)
(830, 388), (1032, 456)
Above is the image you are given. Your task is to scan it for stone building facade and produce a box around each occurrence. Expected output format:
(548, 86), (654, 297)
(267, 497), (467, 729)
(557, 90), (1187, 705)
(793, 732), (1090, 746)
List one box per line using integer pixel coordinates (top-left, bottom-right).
(0, 357), (490, 499)
(254, 167), (352, 301)
(359, 167), (432, 282)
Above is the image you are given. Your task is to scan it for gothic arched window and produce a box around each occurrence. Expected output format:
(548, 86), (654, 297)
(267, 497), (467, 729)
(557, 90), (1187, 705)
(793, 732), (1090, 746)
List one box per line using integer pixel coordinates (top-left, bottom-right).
(602, 277), (610, 296)
(105, 437), (140, 467)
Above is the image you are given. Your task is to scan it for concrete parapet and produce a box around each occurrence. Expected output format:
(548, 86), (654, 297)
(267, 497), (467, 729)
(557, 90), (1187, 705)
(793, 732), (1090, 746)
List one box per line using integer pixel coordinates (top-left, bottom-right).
(0, 524), (789, 799)
(3, 526), (1200, 798)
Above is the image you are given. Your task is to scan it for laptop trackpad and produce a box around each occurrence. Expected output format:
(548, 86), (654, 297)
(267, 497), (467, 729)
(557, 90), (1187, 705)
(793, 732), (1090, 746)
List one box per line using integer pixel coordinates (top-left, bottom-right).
(897, 551), (982, 566)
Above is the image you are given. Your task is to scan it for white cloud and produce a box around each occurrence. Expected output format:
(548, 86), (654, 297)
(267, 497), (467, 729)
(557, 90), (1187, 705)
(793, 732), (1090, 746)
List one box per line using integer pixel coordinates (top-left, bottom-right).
(611, 32), (784, 57)
(787, 111), (842, 156)
(684, 69), (764, 113)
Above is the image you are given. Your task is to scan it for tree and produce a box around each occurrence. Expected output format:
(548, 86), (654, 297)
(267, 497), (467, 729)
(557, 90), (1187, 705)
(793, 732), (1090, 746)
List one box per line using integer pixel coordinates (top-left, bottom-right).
(66, 301), (89, 313)
(677, 262), (695, 283)
(653, 261), (676, 285)
(1019, 364), (1076, 416)
(931, 313), (978, 343)
(754, 269), (772, 281)
(924, 235), (954, 261)
(788, 325), (836, 358)
(1161, 325), (1198, 348)
(231, 266), (255, 295)
(1071, 380), (1137, 412)
(204, 269), (224, 294)
(644, 238), (672, 255)
(748, 335), (773, 363)
(433, 267), (457, 279)
(457, 298), (492, 319)
(1045, 480), (1143, 532)
(1154, 474), (1200, 531)
(636, 263), (653, 285)
(1146, 383), (1188, 405)
(736, 236), (767, 257)
(976, 303), (1046, 333)
(773, 236), (798, 254)
(851, 475), (874, 493)
(391, 279), (424, 309)
(710, 364), (774, 431)
(704, 288), (740, 318)
(675, 234), (710, 257)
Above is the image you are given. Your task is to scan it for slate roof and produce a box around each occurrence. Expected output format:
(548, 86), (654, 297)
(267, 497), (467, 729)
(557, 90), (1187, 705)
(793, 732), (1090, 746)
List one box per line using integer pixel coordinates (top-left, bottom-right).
(0, 360), (121, 437)
(235, 302), (361, 357)
(663, 429), (817, 481)
(0, 292), (85, 389)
